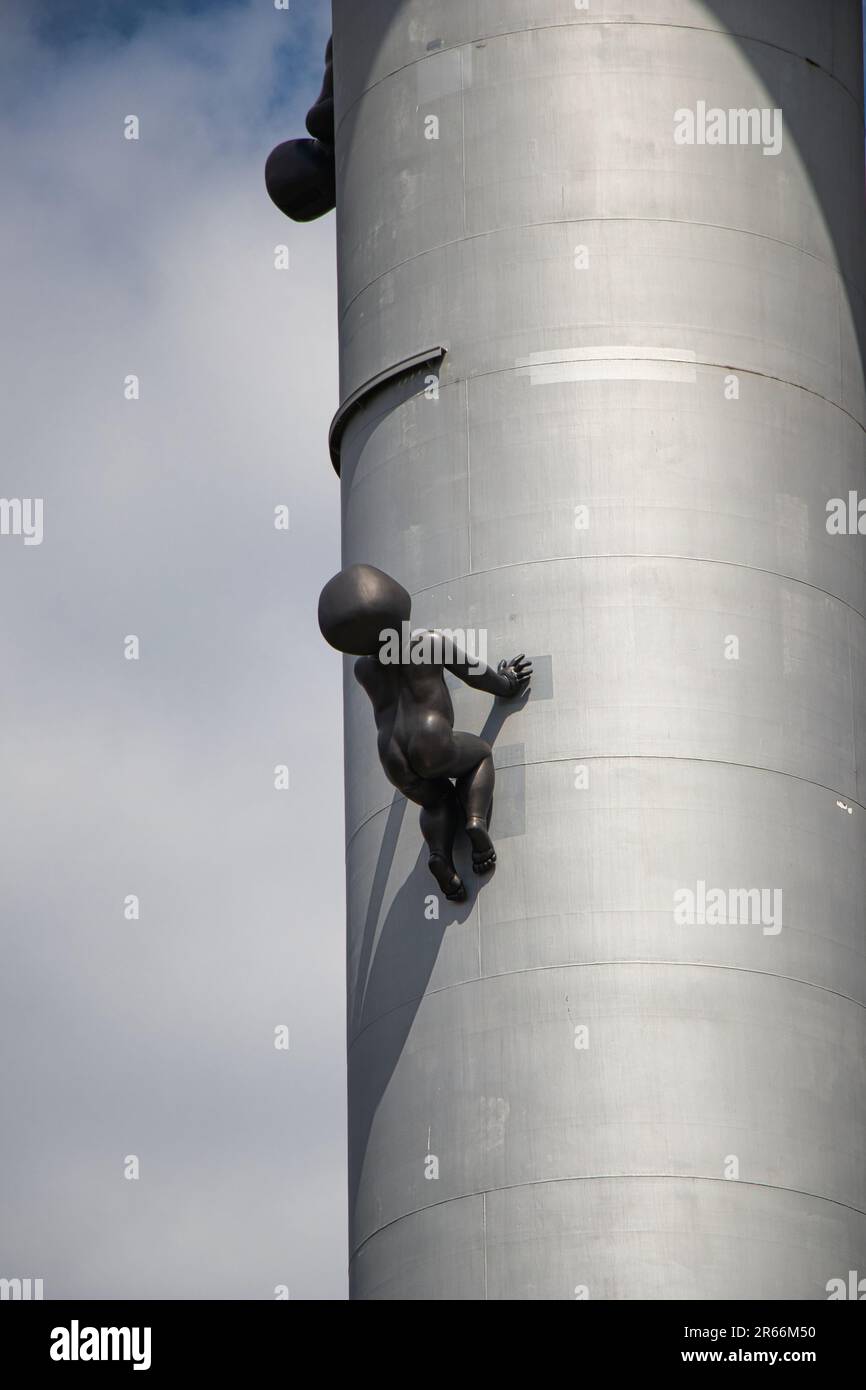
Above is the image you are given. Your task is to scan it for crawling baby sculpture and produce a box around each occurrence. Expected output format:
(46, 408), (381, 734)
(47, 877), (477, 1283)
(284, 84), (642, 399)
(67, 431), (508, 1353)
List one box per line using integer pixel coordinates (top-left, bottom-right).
(318, 565), (531, 901)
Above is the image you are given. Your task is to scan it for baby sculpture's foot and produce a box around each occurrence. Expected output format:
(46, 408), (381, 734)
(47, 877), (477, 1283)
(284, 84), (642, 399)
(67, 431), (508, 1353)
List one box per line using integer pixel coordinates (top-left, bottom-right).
(465, 817), (496, 874)
(428, 853), (466, 901)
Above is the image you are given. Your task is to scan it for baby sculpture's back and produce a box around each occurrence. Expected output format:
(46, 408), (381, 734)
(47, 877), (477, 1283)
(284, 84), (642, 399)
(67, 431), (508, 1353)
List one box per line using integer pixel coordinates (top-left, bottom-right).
(355, 654), (455, 778)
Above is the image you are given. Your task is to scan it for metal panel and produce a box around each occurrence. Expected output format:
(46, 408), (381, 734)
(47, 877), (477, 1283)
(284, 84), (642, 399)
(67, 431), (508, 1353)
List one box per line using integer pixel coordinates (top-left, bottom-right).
(333, 0), (866, 1298)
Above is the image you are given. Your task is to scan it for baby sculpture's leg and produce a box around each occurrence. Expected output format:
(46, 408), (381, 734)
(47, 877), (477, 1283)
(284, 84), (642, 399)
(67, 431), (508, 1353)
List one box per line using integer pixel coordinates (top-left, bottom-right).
(409, 778), (465, 901)
(406, 729), (497, 878)
(450, 733), (497, 874)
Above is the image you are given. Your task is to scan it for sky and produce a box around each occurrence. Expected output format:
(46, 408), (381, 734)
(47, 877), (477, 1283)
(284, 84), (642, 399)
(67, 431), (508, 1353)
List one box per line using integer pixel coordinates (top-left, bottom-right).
(0, 0), (345, 1299)
(0, 0), (864, 1304)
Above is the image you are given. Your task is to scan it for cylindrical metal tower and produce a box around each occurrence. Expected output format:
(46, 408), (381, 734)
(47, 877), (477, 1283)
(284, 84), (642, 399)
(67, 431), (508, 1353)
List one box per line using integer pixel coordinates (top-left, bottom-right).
(332, 0), (866, 1299)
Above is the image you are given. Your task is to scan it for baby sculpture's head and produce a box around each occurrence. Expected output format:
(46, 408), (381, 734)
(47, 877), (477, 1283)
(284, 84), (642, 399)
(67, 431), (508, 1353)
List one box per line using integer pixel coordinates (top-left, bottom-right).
(318, 564), (411, 656)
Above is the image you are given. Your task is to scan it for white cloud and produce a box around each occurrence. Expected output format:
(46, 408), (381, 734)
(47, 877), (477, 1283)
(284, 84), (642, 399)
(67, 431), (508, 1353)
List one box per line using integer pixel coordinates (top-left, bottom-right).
(0, 0), (346, 1298)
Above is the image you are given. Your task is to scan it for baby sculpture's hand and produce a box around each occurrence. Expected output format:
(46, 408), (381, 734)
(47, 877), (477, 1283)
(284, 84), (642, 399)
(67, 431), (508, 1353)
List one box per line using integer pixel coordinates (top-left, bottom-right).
(497, 654), (533, 698)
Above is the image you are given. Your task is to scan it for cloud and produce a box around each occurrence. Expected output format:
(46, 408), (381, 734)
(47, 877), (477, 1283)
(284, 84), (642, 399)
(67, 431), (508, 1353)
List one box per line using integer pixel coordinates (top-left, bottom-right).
(0, 0), (346, 1298)
(3, 0), (860, 1305)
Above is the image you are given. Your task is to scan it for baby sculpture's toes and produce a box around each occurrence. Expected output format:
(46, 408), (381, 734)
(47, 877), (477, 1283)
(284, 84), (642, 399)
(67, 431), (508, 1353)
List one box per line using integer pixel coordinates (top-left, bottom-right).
(466, 819), (496, 874)
(428, 854), (466, 901)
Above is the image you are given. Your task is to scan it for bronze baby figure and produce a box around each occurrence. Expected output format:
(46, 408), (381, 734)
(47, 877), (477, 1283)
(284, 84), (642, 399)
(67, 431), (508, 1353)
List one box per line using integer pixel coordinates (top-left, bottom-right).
(318, 565), (531, 901)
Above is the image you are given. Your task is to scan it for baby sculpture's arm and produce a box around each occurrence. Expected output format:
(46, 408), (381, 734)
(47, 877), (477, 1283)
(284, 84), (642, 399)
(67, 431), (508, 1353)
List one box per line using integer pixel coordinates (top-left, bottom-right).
(434, 632), (532, 698)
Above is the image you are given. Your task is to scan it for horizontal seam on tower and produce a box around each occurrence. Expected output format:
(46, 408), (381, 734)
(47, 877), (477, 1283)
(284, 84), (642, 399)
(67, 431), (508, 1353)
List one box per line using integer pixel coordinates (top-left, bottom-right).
(349, 1173), (866, 1265)
(345, 751), (866, 850)
(348, 959), (866, 1054)
(342, 356), (866, 440)
(335, 21), (864, 140)
(338, 216), (866, 324)
(409, 551), (866, 620)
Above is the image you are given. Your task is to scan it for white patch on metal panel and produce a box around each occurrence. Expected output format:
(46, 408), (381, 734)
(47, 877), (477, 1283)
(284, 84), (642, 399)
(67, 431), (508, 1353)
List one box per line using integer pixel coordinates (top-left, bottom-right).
(480, 1096), (510, 1153)
(515, 346), (697, 385)
(417, 45), (471, 101)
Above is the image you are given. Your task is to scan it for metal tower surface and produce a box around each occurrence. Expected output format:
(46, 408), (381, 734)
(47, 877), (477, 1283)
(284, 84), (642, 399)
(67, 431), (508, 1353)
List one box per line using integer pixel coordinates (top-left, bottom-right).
(331, 0), (866, 1299)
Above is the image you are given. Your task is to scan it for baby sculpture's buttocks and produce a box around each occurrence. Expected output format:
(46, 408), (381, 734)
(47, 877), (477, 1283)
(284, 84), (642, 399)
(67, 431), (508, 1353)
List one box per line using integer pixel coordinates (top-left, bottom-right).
(318, 564), (531, 900)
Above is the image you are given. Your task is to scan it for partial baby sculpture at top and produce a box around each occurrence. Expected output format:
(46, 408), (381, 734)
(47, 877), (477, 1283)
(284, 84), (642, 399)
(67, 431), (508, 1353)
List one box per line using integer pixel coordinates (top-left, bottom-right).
(265, 37), (336, 221)
(319, 565), (532, 901)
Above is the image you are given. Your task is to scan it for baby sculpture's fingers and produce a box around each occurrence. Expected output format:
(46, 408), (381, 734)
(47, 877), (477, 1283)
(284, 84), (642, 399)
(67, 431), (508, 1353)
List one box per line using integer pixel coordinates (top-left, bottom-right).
(499, 655), (532, 696)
